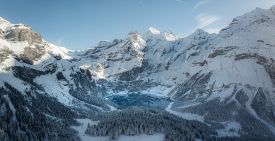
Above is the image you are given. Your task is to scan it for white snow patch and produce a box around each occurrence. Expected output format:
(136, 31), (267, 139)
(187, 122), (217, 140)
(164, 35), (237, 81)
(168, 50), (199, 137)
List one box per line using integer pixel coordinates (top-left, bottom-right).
(163, 32), (177, 41)
(78, 134), (165, 141)
(0, 17), (11, 31)
(217, 121), (241, 137)
(148, 27), (161, 35)
(34, 73), (104, 111)
(142, 85), (172, 96)
(1, 40), (29, 55)
(0, 71), (29, 94)
(72, 119), (99, 135)
(207, 86), (236, 102)
(34, 74), (73, 106)
(166, 102), (205, 123)
(107, 104), (117, 111)
(117, 134), (164, 141)
(46, 43), (73, 60)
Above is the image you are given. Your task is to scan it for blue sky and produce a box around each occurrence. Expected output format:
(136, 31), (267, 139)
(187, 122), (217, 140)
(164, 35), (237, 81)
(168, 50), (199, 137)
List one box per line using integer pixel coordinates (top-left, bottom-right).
(0, 0), (275, 50)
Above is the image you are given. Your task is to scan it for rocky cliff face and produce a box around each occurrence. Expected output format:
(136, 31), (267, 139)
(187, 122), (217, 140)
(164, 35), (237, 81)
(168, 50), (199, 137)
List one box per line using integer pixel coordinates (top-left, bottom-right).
(4, 25), (42, 44)
(1, 5), (275, 141)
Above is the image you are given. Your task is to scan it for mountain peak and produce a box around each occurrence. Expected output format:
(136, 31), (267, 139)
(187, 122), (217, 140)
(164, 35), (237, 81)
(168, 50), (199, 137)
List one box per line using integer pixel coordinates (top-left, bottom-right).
(0, 17), (9, 23)
(128, 32), (145, 49)
(148, 27), (161, 35)
(0, 17), (8, 22)
(163, 31), (177, 41)
(143, 27), (177, 41)
(193, 29), (207, 34)
(0, 17), (11, 31)
(191, 29), (209, 38)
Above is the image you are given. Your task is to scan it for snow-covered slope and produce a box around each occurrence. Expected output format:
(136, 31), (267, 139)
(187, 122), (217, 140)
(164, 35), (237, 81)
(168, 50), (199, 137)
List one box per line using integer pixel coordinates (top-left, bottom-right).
(77, 6), (275, 139)
(1, 5), (275, 141)
(0, 17), (112, 141)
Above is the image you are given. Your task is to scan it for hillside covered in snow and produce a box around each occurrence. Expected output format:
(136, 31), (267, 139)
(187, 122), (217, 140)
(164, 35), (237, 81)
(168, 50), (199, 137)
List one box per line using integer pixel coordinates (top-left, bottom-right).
(0, 5), (275, 141)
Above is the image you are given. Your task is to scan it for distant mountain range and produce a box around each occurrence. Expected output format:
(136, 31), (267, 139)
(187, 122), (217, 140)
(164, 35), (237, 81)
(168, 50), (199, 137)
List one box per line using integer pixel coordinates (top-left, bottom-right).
(0, 5), (275, 141)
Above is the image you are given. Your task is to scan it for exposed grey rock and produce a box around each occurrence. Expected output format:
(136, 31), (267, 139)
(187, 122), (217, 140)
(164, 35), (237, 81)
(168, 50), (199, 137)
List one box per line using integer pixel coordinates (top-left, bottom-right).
(0, 28), (4, 39)
(19, 45), (46, 65)
(208, 46), (237, 58)
(118, 66), (144, 81)
(0, 47), (13, 62)
(192, 60), (208, 66)
(4, 26), (42, 44)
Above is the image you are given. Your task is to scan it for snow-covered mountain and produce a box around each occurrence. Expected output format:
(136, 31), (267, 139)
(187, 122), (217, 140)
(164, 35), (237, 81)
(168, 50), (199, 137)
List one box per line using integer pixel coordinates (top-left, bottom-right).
(1, 5), (275, 141)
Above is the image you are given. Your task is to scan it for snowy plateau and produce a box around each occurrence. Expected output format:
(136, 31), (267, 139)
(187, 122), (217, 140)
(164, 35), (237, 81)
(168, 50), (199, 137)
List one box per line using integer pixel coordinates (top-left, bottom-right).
(0, 5), (275, 141)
